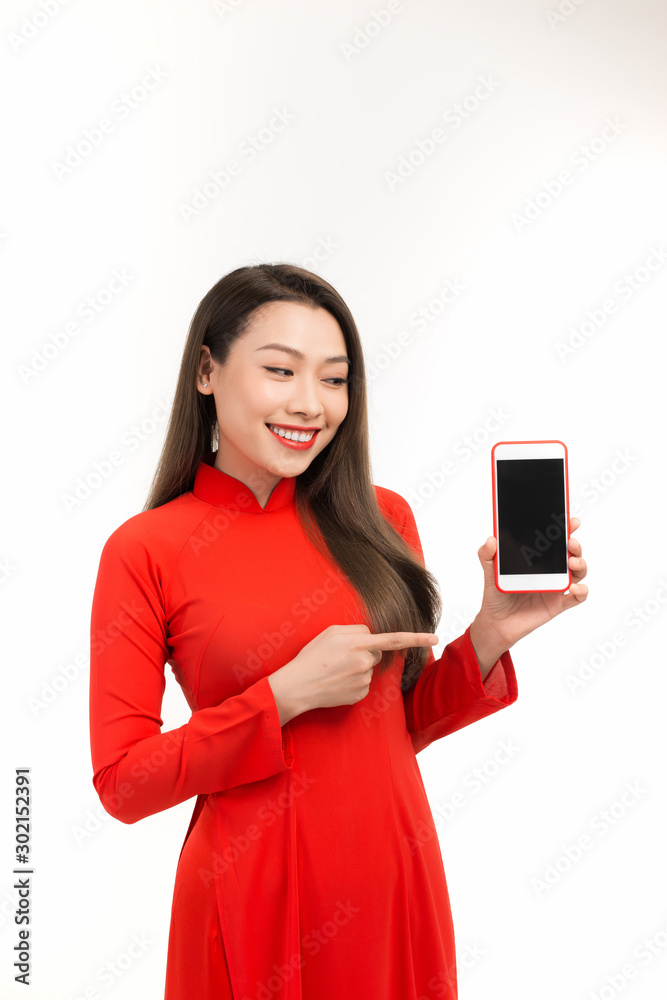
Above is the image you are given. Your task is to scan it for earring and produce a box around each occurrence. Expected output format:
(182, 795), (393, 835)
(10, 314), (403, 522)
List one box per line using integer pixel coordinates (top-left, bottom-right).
(199, 379), (208, 387)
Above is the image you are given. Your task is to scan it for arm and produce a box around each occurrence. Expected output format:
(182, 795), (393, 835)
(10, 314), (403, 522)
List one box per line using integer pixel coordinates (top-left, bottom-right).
(89, 521), (293, 825)
(392, 496), (519, 754)
(402, 626), (518, 754)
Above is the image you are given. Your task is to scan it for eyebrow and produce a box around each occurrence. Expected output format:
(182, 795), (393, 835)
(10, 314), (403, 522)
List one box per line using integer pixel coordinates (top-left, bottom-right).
(254, 343), (350, 366)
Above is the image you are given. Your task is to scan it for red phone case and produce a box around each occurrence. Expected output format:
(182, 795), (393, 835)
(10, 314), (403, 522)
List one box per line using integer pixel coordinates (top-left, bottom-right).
(491, 439), (572, 594)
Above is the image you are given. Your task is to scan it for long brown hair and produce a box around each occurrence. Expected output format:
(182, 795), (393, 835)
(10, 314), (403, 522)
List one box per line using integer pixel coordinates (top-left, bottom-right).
(144, 263), (442, 691)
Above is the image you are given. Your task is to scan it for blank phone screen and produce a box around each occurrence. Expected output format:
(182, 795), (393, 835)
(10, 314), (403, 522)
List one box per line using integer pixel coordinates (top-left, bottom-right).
(496, 458), (567, 574)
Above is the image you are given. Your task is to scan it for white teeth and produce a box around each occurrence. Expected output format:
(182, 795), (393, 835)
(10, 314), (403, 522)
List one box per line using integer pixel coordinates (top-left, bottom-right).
(268, 424), (316, 442)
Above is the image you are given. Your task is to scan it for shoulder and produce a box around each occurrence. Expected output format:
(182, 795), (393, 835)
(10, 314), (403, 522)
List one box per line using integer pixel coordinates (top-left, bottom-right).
(372, 484), (424, 560)
(373, 484), (417, 535)
(97, 492), (208, 569)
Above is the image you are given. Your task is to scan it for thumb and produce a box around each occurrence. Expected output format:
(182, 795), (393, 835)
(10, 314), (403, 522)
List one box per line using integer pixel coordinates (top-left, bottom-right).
(478, 536), (497, 584)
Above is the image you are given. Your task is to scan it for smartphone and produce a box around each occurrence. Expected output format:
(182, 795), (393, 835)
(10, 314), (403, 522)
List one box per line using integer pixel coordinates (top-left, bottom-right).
(491, 440), (572, 593)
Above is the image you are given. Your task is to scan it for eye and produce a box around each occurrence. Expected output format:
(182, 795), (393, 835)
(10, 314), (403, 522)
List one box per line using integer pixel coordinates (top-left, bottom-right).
(263, 367), (349, 386)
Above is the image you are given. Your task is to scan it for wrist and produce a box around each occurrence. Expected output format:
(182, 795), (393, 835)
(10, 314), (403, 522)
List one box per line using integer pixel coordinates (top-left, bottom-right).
(267, 664), (311, 726)
(469, 616), (509, 680)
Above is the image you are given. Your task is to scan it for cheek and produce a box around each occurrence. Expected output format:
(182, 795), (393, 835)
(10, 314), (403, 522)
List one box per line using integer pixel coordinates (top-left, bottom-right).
(252, 380), (283, 412)
(226, 378), (275, 425)
(330, 394), (349, 427)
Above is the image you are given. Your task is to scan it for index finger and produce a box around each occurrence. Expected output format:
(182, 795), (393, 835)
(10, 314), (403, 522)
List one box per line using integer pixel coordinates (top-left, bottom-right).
(363, 632), (439, 651)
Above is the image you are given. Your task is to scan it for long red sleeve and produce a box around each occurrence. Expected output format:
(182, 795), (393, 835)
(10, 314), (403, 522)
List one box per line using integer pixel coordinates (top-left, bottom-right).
(390, 494), (519, 754)
(88, 520), (294, 825)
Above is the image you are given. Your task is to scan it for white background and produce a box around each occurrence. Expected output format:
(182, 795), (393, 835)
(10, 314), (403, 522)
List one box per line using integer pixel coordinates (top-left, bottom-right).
(2, 0), (667, 997)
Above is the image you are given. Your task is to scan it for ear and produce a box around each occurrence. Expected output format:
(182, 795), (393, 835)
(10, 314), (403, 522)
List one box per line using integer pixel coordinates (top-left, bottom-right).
(197, 345), (214, 389)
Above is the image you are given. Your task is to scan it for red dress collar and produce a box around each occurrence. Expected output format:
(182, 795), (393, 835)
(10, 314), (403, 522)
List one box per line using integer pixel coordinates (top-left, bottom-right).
(192, 451), (297, 513)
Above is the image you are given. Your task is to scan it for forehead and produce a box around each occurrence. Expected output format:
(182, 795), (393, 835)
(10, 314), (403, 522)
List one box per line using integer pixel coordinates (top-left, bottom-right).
(239, 300), (347, 350)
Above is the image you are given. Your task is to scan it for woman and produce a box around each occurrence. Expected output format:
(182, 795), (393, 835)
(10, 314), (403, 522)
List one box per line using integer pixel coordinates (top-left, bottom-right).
(88, 262), (587, 999)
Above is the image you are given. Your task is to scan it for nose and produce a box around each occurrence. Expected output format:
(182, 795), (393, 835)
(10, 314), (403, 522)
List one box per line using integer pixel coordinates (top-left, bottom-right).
(285, 374), (325, 419)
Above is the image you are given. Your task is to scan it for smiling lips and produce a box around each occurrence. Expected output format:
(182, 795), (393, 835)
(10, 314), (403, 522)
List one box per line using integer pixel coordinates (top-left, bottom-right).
(266, 424), (321, 450)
